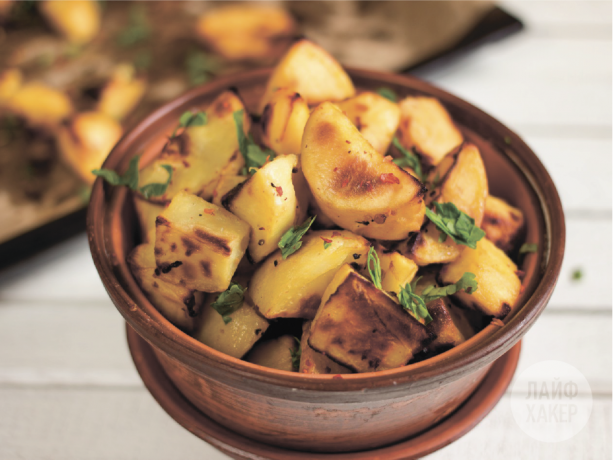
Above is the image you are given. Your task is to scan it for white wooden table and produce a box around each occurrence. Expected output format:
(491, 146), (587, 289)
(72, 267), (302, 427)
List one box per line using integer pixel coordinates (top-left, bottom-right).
(0, 1), (610, 458)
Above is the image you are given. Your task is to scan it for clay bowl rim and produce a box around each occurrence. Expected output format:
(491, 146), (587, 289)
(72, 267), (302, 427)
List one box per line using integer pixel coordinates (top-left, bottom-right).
(88, 67), (565, 393)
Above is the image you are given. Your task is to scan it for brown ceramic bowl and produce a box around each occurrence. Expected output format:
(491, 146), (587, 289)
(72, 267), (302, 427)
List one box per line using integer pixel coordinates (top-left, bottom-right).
(88, 68), (565, 454)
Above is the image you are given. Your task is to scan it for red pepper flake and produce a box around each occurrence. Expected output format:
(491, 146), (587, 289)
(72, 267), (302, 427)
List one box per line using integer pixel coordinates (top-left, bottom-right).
(332, 231), (342, 237)
(275, 186), (283, 197)
(203, 209), (215, 215)
(341, 177), (350, 188)
(333, 167), (338, 172)
(491, 318), (505, 327)
(383, 155), (393, 163)
(345, 140), (351, 144)
(321, 237), (333, 244)
(380, 173), (400, 184)
(259, 227), (265, 230)
(265, 155), (271, 164)
(212, 189), (218, 197)
(332, 374), (343, 380)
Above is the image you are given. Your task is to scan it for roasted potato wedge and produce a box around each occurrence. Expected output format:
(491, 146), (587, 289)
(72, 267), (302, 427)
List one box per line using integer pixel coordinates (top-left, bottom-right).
(6, 82), (73, 130)
(212, 175), (247, 207)
(223, 154), (304, 263)
(97, 64), (147, 121)
(39, 0), (101, 44)
(246, 335), (298, 372)
(133, 195), (164, 243)
(128, 243), (204, 331)
(299, 321), (351, 375)
(301, 102), (426, 240)
(309, 264), (432, 373)
(482, 195), (525, 253)
(440, 238), (521, 319)
(258, 39), (355, 113)
(193, 294), (269, 359)
(403, 222), (462, 266)
(261, 88), (310, 156)
(397, 96), (463, 167)
(422, 298), (466, 353)
(362, 244), (418, 294)
(335, 91), (400, 154)
(138, 90), (249, 203)
(56, 111), (123, 184)
(249, 230), (370, 319)
(154, 192), (250, 293)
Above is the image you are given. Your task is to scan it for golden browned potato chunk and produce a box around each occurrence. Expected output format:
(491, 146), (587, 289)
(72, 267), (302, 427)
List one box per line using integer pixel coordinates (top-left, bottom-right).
(261, 88), (310, 156)
(0, 68), (21, 105)
(403, 222), (462, 266)
(193, 295), (269, 359)
(335, 91), (400, 154)
(397, 96), (463, 167)
(154, 192), (250, 293)
(39, 0), (101, 44)
(195, 5), (294, 61)
(212, 175), (246, 207)
(482, 196), (525, 252)
(128, 243), (204, 331)
(133, 195), (164, 243)
(97, 64), (147, 121)
(362, 244), (418, 294)
(422, 299), (466, 353)
(309, 265), (432, 373)
(301, 102), (426, 240)
(6, 82), (73, 130)
(246, 335), (298, 372)
(258, 39), (355, 114)
(138, 91), (249, 203)
(56, 111), (123, 184)
(299, 321), (351, 375)
(440, 238), (521, 319)
(249, 230), (370, 320)
(223, 155), (305, 263)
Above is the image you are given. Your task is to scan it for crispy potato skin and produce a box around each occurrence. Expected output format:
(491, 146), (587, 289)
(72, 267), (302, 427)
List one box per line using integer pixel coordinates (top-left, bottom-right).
(154, 192), (250, 293)
(258, 39), (355, 113)
(193, 295), (269, 359)
(301, 102), (426, 240)
(261, 88), (311, 156)
(440, 238), (521, 319)
(397, 96), (463, 167)
(309, 265), (433, 373)
(482, 196), (525, 253)
(128, 243), (204, 331)
(138, 91), (249, 203)
(249, 230), (370, 320)
(223, 155), (304, 263)
(212, 175), (247, 207)
(403, 221), (462, 266)
(335, 91), (400, 154)
(246, 335), (298, 372)
(299, 321), (351, 375)
(424, 299), (466, 352)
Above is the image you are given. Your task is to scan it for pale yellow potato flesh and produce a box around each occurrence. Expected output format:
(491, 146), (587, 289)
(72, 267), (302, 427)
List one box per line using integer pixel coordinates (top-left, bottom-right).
(482, 195), (525, 253)
(301, 102), (426, 240)
(133, 195), (164, 243)
(0, 68), (22, 105)
(249, 230), (370, 320)
(403, 221), (462, 266)
(97, 64), (147, 121)
(212, 175), (247, 207)
(39, 0), (101, 44)
(299, 321), (351, 375)
(335, 91), (400, 154)
(261, 88), (311, 156)
(258, 39), (355, 113)
(154, 192), (250, 293)
(361, 244), (418, 294)
(246, 335), (298, 372)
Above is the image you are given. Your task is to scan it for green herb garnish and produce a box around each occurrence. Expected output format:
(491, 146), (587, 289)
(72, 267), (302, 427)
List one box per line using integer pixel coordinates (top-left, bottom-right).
(210, 282), (246, 324)
(185, 50), (220, 86)
(519, 243), (538, 254)
(92, 155), (173, 199)
(392, 137), (423, 181)
(290, 337), (301, 370)
(420, 272), (478, 303)
(323, 241), (332, 249)
(367, 246), (382, 289)
(117, 5), (151, 47)
(397, 278), (433, 324)
(376, 87), (397, 102)
(233, 109), (276, 174)
(278, 216), (316, 259)
(425, 202), (485, 249)
(571, 268), (583, 281)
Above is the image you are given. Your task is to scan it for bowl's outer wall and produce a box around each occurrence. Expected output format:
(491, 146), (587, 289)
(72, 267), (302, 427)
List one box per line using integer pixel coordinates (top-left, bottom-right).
(88, 68), (565, 452)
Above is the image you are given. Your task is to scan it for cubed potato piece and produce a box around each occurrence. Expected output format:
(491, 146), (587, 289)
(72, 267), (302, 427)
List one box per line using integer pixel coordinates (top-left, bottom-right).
(301, 102), (426, 240)
(335, 91), (400, 154)
(440, 238), (521, 319)
(138, 91), (249, 203)
(299, 321), (351, 375)
(403, 221), (462, 266)
(212, 175), (246, 206)
(246, 335), (298, 372)
(258, 39), (355, 113)
(39, 0), (100, 44)
(128, 243), (204, 331)
(6, 82), (73, 130)
(362, 244), (418, 294)
(397, 96), (463, 167)
(250, 230), (370, 319)
(97, 64), (147, 121)
(223, 154), (304, 263)
(193, 294), (269, 359)
(154, 192), (250, 293)
(133, 195), (164, 243)
(0, 68), (22, 105)
(195, 5), (294, 61)
(447, 302), (478, 341)
(56, 111), (123, 184)
(309, 265), (433, 373)
(482, 196), (525, 252)
(429, 143), (488, 226)
(261, 88), (310, 156)
(423, 299), (466, 353)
